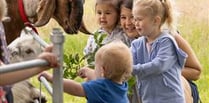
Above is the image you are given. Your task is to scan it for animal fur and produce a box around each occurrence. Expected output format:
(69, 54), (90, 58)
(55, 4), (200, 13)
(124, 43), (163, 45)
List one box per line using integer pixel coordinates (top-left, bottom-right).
(8, 29), (43, 63)
(7, 29), (46, 103)
(11, 80), (47, 103)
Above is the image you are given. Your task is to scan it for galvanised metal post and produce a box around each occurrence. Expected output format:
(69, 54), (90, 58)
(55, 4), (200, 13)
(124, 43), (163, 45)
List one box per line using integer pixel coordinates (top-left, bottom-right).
(50, 28), (64, 103)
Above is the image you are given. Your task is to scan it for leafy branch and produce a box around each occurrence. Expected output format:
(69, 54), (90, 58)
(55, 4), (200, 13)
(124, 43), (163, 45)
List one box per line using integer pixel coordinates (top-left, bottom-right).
(63, 31), (107, 79)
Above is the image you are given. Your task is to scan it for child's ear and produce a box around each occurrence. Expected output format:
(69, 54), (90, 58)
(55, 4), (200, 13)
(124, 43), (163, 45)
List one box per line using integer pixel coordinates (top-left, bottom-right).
(101, 66), (107, 77)
(154, 16), (161, 25)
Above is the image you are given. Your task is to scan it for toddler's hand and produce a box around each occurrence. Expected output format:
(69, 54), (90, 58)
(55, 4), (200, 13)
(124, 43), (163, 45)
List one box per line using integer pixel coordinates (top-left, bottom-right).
(38, 71), (51, 82)
(77, 67), (90, 78)
(78, 67), (96, 81)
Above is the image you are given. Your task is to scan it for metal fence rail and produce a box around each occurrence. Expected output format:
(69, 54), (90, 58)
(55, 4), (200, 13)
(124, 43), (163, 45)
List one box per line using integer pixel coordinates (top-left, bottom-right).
(0, 59), (48, 74)
(0, 28), (64, 103)
(40, 76), (53, 95)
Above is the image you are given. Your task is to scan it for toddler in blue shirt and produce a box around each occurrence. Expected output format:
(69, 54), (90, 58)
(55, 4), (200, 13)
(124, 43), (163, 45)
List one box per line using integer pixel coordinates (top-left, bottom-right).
(40, 41), (133, 103)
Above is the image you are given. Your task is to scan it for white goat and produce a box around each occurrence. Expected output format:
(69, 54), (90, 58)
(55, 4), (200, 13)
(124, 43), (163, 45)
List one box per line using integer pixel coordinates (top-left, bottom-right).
(7, 29), (47, 103)
(8, 29), (43, 63)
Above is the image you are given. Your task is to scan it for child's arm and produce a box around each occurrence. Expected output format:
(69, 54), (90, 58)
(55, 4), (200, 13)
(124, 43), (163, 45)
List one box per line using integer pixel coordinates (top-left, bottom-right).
(0, 46), (58, 86)
(0, 65), (48, 86)
(40, 72), (86, 97)
(174, 34), (201, 80)
(132, 38), (182, 79)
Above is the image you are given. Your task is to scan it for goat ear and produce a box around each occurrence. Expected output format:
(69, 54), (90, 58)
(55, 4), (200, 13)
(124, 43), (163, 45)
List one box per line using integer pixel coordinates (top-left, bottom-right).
(34, 0), (55, 27)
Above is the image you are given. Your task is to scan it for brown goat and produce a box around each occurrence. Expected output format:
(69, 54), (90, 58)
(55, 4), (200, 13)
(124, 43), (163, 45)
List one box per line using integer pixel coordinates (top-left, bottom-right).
(3, 0), (90, 44)
(1, 0), (89, 103)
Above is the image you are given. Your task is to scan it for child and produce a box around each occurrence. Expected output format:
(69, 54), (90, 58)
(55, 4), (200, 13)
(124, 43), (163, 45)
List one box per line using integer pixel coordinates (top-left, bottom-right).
(84, 0), (129, 55)
(120, 0), (201, 103)
(131, 0), (187, 103)
(39, 41), (133, 103)
(120, 0), (139, 47)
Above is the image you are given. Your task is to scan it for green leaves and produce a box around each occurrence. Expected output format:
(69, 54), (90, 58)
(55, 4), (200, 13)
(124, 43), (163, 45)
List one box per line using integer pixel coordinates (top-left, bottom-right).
(63, 53), (85, 79)
(63, 31), (107, 79)
(127, 77), (136, 95)
(85, 31), (107, 68)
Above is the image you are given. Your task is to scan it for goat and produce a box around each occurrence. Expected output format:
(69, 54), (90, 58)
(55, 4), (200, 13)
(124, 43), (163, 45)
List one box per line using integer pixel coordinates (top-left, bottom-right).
(3, 0), (90, 44)
(7, 29), (47, 103)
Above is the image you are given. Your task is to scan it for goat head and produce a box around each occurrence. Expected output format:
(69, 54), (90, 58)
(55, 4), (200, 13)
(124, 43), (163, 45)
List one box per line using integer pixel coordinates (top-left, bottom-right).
(4, 0), (90, 44)
(28, 0), (89, 34)
(7, 29), (43, 63)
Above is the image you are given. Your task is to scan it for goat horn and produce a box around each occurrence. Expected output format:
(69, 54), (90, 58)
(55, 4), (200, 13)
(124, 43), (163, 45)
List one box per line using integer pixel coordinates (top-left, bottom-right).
(34, 0), (55, 27)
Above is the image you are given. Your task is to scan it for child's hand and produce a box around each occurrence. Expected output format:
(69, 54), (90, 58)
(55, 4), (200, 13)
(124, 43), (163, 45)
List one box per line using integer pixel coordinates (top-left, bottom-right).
(38, 45), (59, 69)
(38, 52), (58, 68)
(38, 71), (52, 82)
(78, 67), (96, 81)
(44, 45), (53, 52)
(78, 67), (88, 78)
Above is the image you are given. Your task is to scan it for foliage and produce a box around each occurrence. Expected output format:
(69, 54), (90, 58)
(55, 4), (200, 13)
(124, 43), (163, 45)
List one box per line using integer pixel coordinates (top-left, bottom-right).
(63, 53), (85, 79)
(127, 77), (136, 95)
(84, 31), (107, 68)
(63, 31), (107, 79)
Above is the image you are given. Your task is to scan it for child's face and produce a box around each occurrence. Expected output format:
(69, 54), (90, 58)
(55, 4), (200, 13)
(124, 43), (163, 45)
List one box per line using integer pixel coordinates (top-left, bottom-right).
(120, 6), (139, 39)
(132, 7), (156, 36)
(96, 4), (118, 32)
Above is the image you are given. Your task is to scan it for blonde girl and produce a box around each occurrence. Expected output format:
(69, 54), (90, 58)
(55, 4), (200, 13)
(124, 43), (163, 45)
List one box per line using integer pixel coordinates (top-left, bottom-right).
(131, 0), (187, 102)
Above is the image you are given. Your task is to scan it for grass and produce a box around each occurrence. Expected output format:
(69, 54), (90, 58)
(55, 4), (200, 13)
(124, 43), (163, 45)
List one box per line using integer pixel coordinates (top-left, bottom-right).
(29, 0), (209, 102)
(176, 0), (209, 102)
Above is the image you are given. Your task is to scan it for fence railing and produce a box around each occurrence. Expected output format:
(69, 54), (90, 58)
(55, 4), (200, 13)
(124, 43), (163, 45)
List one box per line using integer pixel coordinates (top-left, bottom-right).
(0, 28), (64, 103)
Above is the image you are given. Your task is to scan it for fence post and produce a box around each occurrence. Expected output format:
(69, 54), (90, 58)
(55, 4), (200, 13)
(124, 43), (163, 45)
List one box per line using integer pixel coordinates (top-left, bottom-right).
(50, 28), (65, 103)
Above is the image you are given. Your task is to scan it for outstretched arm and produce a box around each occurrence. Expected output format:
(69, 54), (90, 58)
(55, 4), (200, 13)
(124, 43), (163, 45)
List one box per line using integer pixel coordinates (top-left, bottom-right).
(40, 72), (86, 97)
(175, 34), (202, 80)
(0, 66), (46, 86)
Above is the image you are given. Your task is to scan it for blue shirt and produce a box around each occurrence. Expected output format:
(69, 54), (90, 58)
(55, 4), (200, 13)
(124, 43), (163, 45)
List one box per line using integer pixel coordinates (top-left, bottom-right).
(131, 32), (187, 103)
(82, 78), (129, 103)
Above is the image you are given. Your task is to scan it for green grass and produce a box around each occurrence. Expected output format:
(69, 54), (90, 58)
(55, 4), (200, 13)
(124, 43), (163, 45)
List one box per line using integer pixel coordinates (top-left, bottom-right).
(29, 0), (209, 102)
(176, 0), (209, 102)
